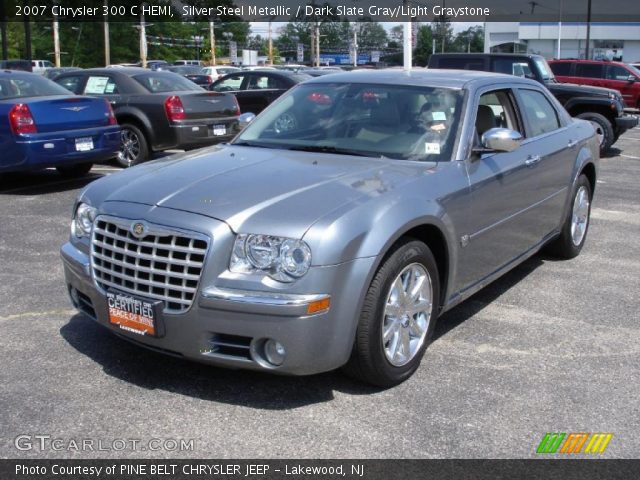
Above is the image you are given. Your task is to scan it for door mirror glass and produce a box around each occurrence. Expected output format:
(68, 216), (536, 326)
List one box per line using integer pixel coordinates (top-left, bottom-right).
(627, 75), (637, 82)
(481, 128), (523, 152)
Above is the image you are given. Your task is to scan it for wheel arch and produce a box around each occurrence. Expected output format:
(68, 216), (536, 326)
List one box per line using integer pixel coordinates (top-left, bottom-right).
(114, 109), (154, 148)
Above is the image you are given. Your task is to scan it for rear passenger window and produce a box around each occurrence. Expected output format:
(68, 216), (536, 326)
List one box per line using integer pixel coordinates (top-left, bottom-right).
(575, 64), (604, 78)
(84, 76), (119, 95)
(550, 62), (572, 76)
(438, 58), (485, 70)
(518, 89), (561, 137)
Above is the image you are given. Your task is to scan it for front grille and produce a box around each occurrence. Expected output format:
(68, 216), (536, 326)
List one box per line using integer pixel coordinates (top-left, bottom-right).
(91, 218), (209, 313)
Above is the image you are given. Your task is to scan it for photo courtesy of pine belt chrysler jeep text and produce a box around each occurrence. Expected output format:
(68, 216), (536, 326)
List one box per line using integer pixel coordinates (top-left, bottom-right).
(61, 70), (599, 387)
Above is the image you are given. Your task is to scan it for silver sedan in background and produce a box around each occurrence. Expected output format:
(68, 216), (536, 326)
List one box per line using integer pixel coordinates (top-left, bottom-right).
(61, 70), (598, 387)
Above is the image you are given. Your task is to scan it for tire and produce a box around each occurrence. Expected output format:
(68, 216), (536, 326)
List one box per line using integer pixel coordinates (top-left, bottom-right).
(56, 163), (93, 178)
(546, 174), (592, 259)
(116, 123), (149, 167)
(576, 112), (614, 153)
(344, 239), (440, 387)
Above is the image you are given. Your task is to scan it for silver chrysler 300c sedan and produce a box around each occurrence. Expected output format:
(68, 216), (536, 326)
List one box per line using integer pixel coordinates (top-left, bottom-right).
(61, 70), (598, 386)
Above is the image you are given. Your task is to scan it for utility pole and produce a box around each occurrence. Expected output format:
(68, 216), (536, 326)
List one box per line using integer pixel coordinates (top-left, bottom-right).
(352, 23), (357, 67)
(268, 21), (273, 65)
(315, 22), (320, 67)
(104, 0), (110, 66)
(139, 12), (147, 68)
(0, 3), (7, 61)
(556, 0), (563, 58)
(209, 20), (216, 65)
(53, 15), (60, 66)
(585, 0), (592, 60)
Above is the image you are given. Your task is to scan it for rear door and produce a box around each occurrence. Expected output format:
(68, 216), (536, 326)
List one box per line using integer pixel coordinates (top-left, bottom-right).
(240, 73), (286, 113)
(514, 87), (575, 238)
(82, 74), (125, 109)
(574, 63), (605, 87)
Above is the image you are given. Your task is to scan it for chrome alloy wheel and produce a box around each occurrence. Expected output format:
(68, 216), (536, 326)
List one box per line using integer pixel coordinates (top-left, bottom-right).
(571, 185), (590, 246)
(382, 263), (433, 367)
(118, 128), (140, 166)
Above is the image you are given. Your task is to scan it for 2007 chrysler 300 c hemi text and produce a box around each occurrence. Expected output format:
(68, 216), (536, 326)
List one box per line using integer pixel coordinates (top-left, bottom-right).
(61, 70), (599, 386)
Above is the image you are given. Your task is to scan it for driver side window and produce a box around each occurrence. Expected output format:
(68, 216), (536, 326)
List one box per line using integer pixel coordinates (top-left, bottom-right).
(476, 90), (520, 138)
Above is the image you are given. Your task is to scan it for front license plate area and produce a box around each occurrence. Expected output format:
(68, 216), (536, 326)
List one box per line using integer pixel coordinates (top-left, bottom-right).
(212, 124), (226, 136)
(75, 137), (94, 152)
(106, 291), (163, 337)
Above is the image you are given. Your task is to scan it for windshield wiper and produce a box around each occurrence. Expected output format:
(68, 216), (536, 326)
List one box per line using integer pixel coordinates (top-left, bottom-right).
(232, 141), (281, 149)
(287, 145), (382, 158)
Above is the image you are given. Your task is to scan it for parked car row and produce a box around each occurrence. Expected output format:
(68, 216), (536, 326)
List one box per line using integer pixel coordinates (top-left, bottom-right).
(427, 53), (639, 153)
(0, 68), (242, 174)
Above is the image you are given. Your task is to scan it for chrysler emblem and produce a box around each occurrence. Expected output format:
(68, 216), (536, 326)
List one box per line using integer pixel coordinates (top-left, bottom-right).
(131, 222), (146, 238)
(61, 106), (89, 112)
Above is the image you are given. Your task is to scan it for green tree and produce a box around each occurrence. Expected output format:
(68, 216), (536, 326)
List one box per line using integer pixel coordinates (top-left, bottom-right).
(452, 26), (484, 53)
(414, 24), (434, 66)
(431, 16), (453, 53)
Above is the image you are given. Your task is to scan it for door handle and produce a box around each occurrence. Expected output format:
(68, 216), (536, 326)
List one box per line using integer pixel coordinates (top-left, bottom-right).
(567, 139), (578, 148)
(525, 155), (541, 167)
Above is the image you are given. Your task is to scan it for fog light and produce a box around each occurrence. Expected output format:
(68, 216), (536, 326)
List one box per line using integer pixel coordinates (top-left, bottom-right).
(264, 339), (286, 366)
(69, 287), (79, 306)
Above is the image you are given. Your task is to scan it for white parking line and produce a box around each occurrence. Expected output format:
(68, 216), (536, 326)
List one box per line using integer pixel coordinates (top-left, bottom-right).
(0, 175), (101, 194)
(621, 154), (640, 160)
(0, 309), (76, 322)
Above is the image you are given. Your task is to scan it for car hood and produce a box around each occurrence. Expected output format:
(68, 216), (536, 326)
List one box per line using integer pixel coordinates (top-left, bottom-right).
(89, 145), (428, 238)
(547, 81), (617, 97)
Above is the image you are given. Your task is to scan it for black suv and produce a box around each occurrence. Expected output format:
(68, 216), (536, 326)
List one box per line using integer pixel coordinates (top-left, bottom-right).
(428, 53), (638, 152)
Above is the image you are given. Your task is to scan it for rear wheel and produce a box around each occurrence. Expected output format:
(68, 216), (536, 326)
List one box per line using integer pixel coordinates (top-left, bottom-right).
(546, 174), (592, 259)
(116, 123), (149, 167)
(56, 163), (93, 178)
(576, 112), (614, 153)
(344, 240), (440, 387)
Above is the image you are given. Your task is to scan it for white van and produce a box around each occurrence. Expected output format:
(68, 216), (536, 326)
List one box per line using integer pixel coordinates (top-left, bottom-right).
(31, 59), (54, 74)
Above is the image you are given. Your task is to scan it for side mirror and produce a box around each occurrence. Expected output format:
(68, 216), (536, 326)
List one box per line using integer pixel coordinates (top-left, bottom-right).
(238, 112), (256, 130)
(478, 128), (523, 153)
(627, 75), (637, 83)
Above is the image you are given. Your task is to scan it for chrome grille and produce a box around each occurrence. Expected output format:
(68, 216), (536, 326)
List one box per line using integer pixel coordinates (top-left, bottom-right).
(91, 218), (209, 313)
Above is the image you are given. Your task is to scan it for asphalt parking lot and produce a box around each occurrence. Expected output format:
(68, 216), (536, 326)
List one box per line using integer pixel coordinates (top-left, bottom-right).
(1, 132), (639, 460)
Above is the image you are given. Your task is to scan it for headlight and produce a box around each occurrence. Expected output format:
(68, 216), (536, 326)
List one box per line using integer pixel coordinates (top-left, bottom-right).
(230, 234), (312, 281)
(71, 203), (97, 238)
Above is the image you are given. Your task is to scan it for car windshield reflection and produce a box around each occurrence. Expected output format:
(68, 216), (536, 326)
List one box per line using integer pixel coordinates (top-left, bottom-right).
(233, 83), (464, 162)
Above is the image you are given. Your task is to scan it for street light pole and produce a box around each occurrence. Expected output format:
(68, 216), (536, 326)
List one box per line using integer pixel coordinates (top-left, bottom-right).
(209, 21), (216, 65)
(268, 21), (273, 66)
(104, 0), (110, 66)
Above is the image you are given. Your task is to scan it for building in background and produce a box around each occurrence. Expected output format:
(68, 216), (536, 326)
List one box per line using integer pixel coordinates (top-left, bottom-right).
(484, 22), (640, 62)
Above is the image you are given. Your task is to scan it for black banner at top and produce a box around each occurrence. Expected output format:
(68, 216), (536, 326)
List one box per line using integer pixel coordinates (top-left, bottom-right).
(1, 0), (640, 22)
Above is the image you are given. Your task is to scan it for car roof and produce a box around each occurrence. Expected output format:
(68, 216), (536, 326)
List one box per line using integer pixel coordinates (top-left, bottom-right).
(79, 67), (158, 76)
(305, 68), (537, 89)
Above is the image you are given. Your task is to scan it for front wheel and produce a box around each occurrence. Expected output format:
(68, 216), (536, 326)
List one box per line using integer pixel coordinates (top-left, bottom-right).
(576, 112), (614, 153)
(116, 123), (149, 168)
(546, 174), (592, 259)
(344, 240), (440, 387)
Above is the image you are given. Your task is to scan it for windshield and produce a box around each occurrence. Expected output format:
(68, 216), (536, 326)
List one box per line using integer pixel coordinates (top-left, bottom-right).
(0, 74), (72, 99)
(234, 82), (463, 162)
(133, 72), (204, 93)
(534, 58), (555, 82)
(627, 64), (640, 77)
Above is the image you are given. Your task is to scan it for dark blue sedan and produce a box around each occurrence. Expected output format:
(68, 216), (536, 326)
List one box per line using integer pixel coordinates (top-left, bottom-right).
(0, 70), (120, 177)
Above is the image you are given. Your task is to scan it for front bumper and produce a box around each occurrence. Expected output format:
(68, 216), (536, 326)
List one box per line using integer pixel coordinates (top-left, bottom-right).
(614, 114), (639, 134)
(61, 238), (374, 376)
(7, 126), (120, 172)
